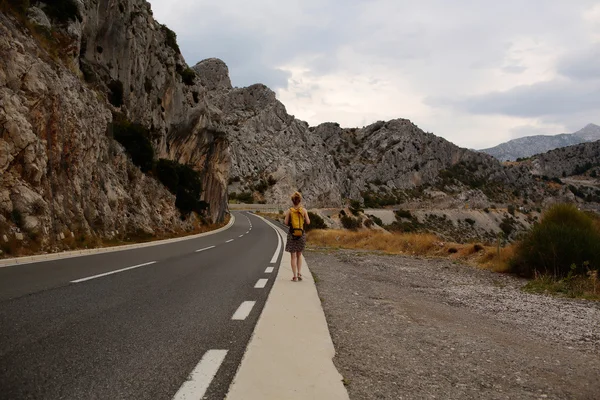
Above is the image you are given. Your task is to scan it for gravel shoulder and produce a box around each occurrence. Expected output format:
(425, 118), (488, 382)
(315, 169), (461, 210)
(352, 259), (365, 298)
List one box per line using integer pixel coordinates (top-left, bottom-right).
(305, 248), (600, 400)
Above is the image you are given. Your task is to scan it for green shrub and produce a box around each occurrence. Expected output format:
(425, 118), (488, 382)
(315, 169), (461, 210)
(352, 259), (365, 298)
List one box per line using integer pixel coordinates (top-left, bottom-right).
(341, 215), (360, 230)
(305, 212), (327, 231)
(161, 24), (180, 54)
(1, 0), (29, 14)
(178, 67), (196, 86)
(112, 117), (154, 172)
(254, 180), (268, 194)
(499, 216), (515, 236)
(108, 80), (124, 107)
(465, 218), (476, 226)
(510, 204), (600, 277)
(174, 164), (206, 216)
(349, 200), (363, 216)
(11, 209), (23, 227)
(507, 205), (516, 216)
(43, 0), (81, 23)
(395, 209), (412, 220)
(155, 159), (179, 194)
(368, 214), (383, 226)
(236, 191), (253, 204)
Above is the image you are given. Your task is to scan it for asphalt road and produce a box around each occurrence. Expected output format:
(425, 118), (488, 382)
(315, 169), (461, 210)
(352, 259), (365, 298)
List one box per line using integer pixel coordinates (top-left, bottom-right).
(0, 211), (282, 400)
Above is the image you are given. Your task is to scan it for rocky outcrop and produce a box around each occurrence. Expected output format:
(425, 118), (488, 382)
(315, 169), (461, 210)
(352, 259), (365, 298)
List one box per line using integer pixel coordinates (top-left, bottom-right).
(0, 0), (232, 253)
(480, 124), (600, 161)
(0, 12), (197, 248)
(528, 140), (600, 178)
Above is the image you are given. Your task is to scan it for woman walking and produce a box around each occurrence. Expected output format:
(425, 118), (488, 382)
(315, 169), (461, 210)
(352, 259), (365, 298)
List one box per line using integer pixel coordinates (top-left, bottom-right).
(284, 192), (311, 281)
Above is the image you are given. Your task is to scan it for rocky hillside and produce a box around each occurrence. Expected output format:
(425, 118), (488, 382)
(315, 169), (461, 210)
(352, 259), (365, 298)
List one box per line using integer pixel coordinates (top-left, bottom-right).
(526, 140), (600, 179)
(480, 124), (600, 161)
(0, 0), (232, 254)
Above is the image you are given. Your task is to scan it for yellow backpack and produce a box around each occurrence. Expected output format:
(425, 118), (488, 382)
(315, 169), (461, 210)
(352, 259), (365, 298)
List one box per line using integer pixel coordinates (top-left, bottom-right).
(289, 207), (305, 238)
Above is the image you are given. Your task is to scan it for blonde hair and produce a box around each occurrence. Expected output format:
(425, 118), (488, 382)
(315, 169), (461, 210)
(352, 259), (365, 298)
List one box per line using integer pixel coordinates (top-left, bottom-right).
(291, 191), (302, 206)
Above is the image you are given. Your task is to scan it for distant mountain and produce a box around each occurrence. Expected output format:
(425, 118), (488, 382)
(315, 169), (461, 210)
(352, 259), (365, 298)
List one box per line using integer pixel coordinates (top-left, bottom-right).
(480, 124), (600, 161)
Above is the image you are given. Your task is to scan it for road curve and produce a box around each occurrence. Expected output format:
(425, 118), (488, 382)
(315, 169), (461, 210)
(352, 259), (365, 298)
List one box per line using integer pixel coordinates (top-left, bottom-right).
(0, 211), (280, 400)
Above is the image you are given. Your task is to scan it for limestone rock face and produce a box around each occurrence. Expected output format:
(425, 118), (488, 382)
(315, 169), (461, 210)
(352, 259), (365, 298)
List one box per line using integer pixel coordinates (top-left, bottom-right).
(0, 10), (203, 246)
(528, 140), (600, 178)
(193, 59), (232, 92)
(77, 0), (230, 222)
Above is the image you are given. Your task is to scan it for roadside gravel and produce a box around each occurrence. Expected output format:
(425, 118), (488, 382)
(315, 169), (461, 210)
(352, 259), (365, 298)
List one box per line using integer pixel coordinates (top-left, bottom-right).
(305, 248), (600, 400)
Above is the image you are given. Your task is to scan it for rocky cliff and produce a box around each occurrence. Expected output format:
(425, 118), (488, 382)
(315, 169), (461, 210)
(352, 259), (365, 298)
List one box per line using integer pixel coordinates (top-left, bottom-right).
(527, 140), (600, 179)
(0, 0), (230, 255)
(480, 124), (600, 162)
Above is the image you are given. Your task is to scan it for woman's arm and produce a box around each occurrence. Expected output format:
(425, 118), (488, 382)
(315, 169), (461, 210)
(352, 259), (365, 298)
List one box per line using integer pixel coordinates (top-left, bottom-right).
(303, 209), (311, 225)
(284, 210), (290, 226)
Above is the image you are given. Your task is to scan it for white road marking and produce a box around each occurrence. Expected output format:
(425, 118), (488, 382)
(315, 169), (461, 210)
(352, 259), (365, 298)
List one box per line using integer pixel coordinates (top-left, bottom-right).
(195, 246), (215, 253)
(71, 261), (156, 283)
(239, 235), (244, 238)
(254, 278), (268, 289)
(226, 239), (234, 243)
(270, 227), (282, 264)
(172, 349), (228, 400)
(246, 231), (250, 234)
(265, 267), (274, 273)
(232, 301), (256, 320)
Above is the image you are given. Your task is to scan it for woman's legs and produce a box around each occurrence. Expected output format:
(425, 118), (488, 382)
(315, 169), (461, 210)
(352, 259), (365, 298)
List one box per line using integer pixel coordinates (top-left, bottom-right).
(290, 252), (298, 279)
(296, 252), (303, 278)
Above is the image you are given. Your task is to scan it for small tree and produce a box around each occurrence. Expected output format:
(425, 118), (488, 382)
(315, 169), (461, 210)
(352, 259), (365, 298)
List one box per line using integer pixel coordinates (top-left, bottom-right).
(305, 212), (327, 231)
(510, 204), (600, 277)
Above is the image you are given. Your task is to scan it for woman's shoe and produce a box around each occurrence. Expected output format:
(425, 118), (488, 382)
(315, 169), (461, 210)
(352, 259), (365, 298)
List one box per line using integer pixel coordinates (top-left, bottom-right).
(297, 274), (303, 281)
(292, 276), (298, 282)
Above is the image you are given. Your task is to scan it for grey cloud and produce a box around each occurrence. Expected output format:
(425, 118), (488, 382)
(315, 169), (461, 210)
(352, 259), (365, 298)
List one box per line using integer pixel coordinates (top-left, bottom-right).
(502, 65), (527, 74)
(558, 45), (600, 81)
(428, 80), (600, 117)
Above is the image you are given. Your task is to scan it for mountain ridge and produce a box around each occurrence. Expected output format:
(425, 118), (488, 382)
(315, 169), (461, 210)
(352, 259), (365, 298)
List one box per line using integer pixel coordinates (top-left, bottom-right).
(480, 124), (600, 161)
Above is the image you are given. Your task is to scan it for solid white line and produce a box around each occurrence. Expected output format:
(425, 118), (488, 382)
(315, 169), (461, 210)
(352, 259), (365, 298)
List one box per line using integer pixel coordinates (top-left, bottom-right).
(226, 239), (234, 243)
(195, 246), (215, 253)
(254, 278), (268, 288)
(270, 227), (282, 264)
(232, 301), (256, 320)
(265, 267), (274, 273)
(71, 261), (156, 283)
(172, 349), (228, 400)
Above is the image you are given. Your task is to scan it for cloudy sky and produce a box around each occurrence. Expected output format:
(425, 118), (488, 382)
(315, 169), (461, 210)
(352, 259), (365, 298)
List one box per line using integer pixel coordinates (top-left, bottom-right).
(148, 0), (600, 149)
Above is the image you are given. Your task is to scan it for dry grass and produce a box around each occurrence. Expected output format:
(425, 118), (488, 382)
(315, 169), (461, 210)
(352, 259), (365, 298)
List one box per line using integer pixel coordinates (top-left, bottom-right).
(309, 229), (440, 256)
(307, 229), (514, 272)
(523, 272), (600, 301)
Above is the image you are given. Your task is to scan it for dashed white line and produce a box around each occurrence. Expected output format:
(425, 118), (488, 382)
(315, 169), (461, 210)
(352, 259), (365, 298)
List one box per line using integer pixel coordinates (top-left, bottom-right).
(226, 239), (234, 243)
(265, 267), (274, 273)
(246, 231), (250, 234)
(232, 301), (256, 320)
(172, 349), (228, 400)
(71, 261), (156, 283)
(195, 246), (215, 253)
(239, 234), (244, 238)
(254, 278), (268, 289)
